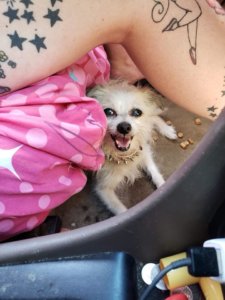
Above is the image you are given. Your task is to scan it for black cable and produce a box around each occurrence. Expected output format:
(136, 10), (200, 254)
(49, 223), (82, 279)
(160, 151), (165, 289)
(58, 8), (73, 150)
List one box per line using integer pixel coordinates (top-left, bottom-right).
(140, 258), (192, 300)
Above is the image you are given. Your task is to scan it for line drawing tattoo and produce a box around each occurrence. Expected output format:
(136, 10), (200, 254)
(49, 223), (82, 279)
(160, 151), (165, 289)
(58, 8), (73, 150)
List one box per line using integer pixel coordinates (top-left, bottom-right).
(151, 0), (202, 65)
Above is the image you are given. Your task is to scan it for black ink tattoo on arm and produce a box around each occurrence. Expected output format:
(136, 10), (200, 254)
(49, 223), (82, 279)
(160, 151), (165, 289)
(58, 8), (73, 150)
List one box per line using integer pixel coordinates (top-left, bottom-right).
(207, 105), (218, 118)
(0, 0), (64, 95)
(2, 0), (63, 53)
(29, 34), (47, 52)
(151, 0), (202, 65)
(21, 9), (35, 24)
(0, 49), (16, 94)
(206, 68), (225, 118)
(43, 8), (62, 27)
(8, 30), (27, 50)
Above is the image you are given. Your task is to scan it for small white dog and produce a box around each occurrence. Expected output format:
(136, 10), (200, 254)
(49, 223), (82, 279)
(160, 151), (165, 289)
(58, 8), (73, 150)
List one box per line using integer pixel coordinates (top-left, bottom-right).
(88, 80), (177, 215)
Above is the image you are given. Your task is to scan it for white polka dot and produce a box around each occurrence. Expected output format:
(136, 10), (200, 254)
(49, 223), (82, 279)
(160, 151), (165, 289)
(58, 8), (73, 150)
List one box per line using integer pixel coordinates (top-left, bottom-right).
(26, 128), (48, 148)
(26, 216), (39, 230)
(38, 195), (51, 210)
(9, 109), (26, 116)
(39, 105), (58, 122)
(58, 176), (72, 186)
(71, 154), (83, 164)
(64, 82), (80, 95)
(20, 182), (34, 193)
(60, 122), (80, 139)
(1, 94), (27, 106)
(35, 84), (58, 97)
(81, 108), (89, 114)
(0, 220), (14, 232)
(0, 125), (8, 133)
(0, 202), (6, 214)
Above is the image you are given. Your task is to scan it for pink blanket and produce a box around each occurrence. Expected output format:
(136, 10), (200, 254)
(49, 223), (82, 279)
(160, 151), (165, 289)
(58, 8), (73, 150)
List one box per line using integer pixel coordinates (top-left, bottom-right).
(0, 46), (109, 241)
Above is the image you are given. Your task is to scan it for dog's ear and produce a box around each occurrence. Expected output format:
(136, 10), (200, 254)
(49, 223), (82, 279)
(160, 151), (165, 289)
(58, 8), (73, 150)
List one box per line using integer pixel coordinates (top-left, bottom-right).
(140, 86), (165, 115)
(87, 84), (107, 102)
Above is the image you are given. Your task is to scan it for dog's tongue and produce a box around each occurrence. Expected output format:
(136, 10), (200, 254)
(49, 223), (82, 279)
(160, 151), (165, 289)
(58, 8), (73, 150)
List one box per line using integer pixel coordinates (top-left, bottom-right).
(115, 136), (130, 149)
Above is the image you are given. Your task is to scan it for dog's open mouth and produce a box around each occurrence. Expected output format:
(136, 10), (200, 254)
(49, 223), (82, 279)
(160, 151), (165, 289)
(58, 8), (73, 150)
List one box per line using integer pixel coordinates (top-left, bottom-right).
(111, 135), (132, 152)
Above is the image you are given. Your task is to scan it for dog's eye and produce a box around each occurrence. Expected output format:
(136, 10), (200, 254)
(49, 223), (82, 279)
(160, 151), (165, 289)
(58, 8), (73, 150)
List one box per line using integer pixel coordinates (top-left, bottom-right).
(130, 108), (143, 117)
(104, 108), (117, 117)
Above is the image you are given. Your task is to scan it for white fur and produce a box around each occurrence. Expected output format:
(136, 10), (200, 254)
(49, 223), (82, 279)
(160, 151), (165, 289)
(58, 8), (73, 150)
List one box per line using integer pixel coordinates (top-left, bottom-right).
(88, 80), (177, 215)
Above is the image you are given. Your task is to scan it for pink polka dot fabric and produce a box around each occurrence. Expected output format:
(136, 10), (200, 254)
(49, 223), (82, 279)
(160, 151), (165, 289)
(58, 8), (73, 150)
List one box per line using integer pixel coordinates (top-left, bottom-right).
(0, 46), (109, 241)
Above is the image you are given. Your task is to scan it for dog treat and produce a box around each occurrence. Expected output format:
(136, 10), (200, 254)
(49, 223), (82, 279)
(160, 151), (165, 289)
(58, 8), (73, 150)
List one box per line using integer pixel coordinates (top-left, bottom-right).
(188, 138), (194, 144)
(177, 132), (184, 138)
(180, 140), (190, 149)
(152, 132), (159, 142)
(194, 118), (201, 125)
(166, 120), (172, 126)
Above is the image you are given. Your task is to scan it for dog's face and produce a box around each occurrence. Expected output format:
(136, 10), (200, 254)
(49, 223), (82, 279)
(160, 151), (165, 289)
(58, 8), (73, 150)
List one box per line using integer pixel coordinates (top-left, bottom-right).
(88, 80), (163, 156)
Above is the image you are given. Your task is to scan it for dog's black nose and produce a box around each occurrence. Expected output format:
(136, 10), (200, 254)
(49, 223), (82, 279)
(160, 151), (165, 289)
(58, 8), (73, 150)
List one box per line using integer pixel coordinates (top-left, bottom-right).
(117, 122), (131, 135)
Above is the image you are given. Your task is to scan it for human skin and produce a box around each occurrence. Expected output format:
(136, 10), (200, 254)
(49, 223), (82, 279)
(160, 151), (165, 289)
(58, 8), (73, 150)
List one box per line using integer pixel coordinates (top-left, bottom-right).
(0, 0), (224, 119)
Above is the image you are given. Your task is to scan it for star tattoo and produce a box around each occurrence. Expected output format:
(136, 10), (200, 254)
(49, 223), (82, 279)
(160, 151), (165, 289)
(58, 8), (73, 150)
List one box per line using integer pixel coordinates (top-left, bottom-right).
(209, 113), (217, 118)
(50, 0), (63, 7)
(20, 0), (33, 8)
(8, 31), (27, 50)
(207, 105), (218, 112)
(21, 9), (35, 24)
(29, 34), (47, 52)
(43, 8), (62, 27)
(3, 6), (20, 23)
